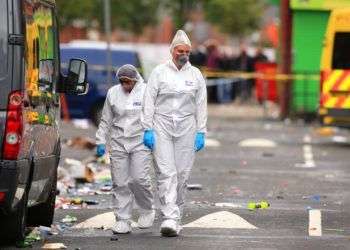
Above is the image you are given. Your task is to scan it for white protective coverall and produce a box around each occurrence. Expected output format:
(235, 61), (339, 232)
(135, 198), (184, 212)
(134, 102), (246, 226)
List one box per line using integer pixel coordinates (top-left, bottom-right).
(141, 60), (207, 221)
(96, 79), (154, 220)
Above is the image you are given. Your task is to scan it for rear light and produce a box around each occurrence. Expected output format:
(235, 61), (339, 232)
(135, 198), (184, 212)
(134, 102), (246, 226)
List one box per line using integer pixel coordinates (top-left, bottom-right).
(0, 192), (5, 203)
(2, 91), (23, 160)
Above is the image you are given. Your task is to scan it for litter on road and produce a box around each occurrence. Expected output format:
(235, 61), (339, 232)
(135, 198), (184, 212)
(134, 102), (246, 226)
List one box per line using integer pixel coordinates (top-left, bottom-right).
(61, 215), (78, 224)
(66, 136), (96, 150)
(215, 202), (242, 208)
(248, 201), (270, 210)
(187, 184), (203, 190)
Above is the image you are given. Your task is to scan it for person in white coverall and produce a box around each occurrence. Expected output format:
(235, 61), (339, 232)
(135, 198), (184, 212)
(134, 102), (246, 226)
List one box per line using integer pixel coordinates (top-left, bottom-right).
(96, 64), (155, 234)
(142, 30), (207, 237)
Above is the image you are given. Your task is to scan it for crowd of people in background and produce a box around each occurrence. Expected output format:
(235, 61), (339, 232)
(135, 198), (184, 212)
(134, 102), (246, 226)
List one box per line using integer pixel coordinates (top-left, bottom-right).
(190, 40), (270, 103)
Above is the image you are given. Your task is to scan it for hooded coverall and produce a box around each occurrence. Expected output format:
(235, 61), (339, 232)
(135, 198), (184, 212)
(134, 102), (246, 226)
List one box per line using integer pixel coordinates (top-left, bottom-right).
(142, 60), (207, 221)
(96, 79), (154, 220)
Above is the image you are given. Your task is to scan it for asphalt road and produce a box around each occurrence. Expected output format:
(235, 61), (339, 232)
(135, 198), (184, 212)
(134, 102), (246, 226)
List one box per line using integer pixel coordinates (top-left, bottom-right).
(3, 104), (350, 249)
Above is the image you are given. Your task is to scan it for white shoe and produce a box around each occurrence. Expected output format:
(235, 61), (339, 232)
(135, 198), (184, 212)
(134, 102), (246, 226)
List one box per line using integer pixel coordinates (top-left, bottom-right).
(112, 220), (132, 234)
(138, 210), (155, 229)
(160, 219), (181, 237)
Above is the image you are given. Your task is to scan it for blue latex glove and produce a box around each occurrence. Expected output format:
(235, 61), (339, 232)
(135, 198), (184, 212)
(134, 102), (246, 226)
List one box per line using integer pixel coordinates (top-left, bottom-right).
(96, 144), (106, 157)
(194, 132), (205, 152)
(143, 130), (155, 150)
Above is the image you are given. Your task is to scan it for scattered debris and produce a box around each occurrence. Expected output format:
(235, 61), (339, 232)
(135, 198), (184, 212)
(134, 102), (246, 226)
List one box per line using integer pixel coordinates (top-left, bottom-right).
(66, 136), (96, 150)
(16, 227), (41, 248)
(110, 235), (119, 241)
(187, 184), (203, 190)
(228, 170), (237, 175)
(247, 201), (270, 210)
(97, 154), (111, 165)
(314, 127), (336, 137)
(38, 225), (54, 237)
(42, 243), (67, 249)
(72, 119), (90, 129)
(15, 240), (33, 248)
(215, 203), (242, 208)
(262, 152), (274, 157)
(61, 215), (78, 224)
(302, 195), (326, 202)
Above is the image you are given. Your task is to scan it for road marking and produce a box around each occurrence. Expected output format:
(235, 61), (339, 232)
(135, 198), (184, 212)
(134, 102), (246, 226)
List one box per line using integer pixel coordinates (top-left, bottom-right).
(238, 138), (277, 148)
(309, 209), (322, 236)
(183, 234), (347, 240)
(332, 136), (348, 143)
(73, 212), (138, 229)
(295, 134), (315, 168)
(303, 135), (311, 143)
(206, 138), (221, 147)
(183, 211), (257, 229)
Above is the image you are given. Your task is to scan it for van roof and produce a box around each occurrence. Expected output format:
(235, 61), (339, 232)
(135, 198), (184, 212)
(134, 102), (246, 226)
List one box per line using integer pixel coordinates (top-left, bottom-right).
(61, 40), (137, 52)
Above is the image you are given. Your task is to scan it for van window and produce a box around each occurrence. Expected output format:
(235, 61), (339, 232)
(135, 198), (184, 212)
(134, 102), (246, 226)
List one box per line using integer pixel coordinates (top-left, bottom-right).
(332, 32), (350, 69)
(0, 0), (8, 78)
(24, 2), (58, 94)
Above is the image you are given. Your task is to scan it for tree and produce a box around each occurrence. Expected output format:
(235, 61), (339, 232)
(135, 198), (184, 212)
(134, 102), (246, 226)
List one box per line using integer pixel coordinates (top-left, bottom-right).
(56, 0), (160, 34)
(109, 0), (160, 34)
(162, 0), (201, 29)
(56, 0), (97, 27)
(163, 0), (265, 37)
(204, 0), (265, 37)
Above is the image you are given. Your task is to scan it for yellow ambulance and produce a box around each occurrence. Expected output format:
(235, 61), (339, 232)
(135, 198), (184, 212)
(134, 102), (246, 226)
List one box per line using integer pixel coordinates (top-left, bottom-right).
(319, 8), (350, 127)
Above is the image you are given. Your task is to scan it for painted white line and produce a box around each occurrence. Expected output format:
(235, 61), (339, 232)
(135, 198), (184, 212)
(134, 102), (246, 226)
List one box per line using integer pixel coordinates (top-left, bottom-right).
(332, 136), (348, 143)
(183, 211), (257, 229)
(303, 135), (311, 144)
(206, 138), (221, 147)
(238, 138), (277, 148)
(296, 135), (315, 168)
(309, 209), (322, 236)
(182, 234), (347, 240)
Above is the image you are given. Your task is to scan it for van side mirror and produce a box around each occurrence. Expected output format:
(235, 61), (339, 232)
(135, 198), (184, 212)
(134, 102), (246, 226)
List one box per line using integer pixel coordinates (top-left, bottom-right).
(60, 58), (89, 95)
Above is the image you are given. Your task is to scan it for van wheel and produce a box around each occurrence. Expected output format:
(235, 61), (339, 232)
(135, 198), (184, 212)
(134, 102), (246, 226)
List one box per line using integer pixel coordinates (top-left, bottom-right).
(27, 170), (57, 227)
(91, 102), (103, 127)
(0, 190), (28, 243)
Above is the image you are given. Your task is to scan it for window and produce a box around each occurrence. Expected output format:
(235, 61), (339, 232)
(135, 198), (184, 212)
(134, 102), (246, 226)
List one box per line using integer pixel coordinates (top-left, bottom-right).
(24, 1), (58, 94)
(332, 32), (350, 69)
(0, 0), (8, 78)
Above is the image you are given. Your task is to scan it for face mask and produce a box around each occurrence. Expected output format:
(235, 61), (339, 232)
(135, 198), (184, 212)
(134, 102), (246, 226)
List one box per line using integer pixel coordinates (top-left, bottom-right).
(177, 54), (189, 67)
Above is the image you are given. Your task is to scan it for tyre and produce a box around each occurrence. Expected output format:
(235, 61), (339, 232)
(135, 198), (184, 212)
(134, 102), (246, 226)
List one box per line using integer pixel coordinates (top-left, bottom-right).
(27, 165), (57, 227)
(0, 190), (28, 243)
(91, 102), (103, 127)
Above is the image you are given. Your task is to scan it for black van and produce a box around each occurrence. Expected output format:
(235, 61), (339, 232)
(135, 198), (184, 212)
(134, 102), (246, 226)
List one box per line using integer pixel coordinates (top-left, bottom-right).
(0, 0), (88, 242)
